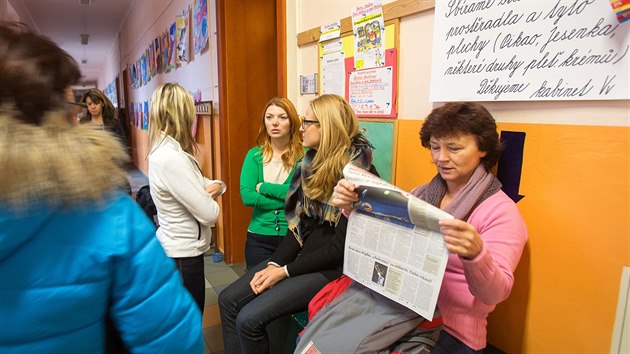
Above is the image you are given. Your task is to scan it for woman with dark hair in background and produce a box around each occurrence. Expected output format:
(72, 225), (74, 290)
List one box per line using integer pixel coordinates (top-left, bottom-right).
(0, 23), (203, 354)
(81, 88), (126, 142)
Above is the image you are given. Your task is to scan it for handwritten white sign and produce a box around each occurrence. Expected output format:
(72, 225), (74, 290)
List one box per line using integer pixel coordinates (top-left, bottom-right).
(430, 0), (629, 101)
(348, 66), (394, 115)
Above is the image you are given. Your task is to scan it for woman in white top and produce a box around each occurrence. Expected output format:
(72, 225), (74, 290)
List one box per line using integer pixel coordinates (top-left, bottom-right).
(148, 83), (225, 314)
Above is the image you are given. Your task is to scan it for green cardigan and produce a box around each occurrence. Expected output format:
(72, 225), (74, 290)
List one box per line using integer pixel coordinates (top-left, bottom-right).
(240, 146), (297, 236)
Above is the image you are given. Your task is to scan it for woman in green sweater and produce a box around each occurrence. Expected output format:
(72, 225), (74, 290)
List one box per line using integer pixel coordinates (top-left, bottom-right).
(240, 97), (304, 268)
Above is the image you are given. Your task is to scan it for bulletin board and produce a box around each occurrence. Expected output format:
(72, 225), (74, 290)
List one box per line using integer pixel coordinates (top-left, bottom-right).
(317, 20), (399, 183)
(359, 119), (397, 183)
(318, 21), (399, 118)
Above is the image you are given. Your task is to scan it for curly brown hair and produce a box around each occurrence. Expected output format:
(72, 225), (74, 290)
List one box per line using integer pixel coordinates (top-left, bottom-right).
(420, 102), (503, 170)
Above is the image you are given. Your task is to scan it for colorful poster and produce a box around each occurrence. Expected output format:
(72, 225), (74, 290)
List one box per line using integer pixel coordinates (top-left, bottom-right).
(345, 49), (397, 118)
(352, 1), (386, 70)
(140, 54), (147, 86)
(143, 101), (149, 130)
(610, 0), (630, 23)
(176, 9), (189, 64)
(168, 22), (177, 69)
(193, 0), (209, 54)
(129, 64), (136, 89)
(136, 102), (141, 128)
(161, 31), (169, 72)
(148, 43), (154, 77)
(154, 37), (162, 74)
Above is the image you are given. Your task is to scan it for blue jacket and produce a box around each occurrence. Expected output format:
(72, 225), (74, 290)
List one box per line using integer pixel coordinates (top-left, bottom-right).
(0, 115), (203, 354)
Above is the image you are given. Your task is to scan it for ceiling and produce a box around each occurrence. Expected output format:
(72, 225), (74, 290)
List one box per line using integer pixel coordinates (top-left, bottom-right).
(17, 0), (134, 86)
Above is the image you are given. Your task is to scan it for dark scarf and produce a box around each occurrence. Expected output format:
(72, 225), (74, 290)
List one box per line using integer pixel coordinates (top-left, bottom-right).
(285, 134), (373, 246)
(412, 164), (502, 221)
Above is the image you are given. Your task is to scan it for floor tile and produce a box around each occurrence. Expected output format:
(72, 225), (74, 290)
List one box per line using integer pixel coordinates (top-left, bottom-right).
(204, 261), (231, 274)
(205, 287), (218, 306)
(202, 304), (221, 329)
(204, 325), (224, 352)
(206, 269), (240, 287)
(229, 263), (248, 277)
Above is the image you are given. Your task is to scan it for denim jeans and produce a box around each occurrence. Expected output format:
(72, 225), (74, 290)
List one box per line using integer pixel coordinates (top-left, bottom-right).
(218, 261), (329, 354)
(431, 330), (484, 354)
(173, 254), (205, 315)
(244, 232), (283, 269)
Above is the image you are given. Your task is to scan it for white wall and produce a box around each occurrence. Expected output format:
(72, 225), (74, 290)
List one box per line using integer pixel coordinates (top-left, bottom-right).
(98, 34), (122, 90)
(288, 0), (629, 127)
(118, 0), (215, 104)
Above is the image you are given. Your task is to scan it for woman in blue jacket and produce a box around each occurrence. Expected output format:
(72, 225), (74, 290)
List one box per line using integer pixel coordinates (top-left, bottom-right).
(0, 23), (203, 354)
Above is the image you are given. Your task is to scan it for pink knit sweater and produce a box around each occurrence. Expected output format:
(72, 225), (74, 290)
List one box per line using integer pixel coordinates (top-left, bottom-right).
(437, 190), (527, 350)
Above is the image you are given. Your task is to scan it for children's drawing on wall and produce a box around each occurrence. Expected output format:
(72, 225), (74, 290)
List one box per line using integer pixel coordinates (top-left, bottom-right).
(140, 54), (147, 86)
(352, 0), (386, 70)
(130, 63), (137, 89)
(136, 102), (141, 128)
(193, 0), (208, 55)
(161, 32), (169, 72)
(176, 9), (190, 64)
(136, 60), (141, 87)
(154, 37), (162, 74)
(143, 101), (149, 130)
(148, 42), (155, 77)
(168, 22), (177, 70)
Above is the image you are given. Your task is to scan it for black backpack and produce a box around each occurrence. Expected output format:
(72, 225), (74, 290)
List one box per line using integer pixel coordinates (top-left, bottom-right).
(135, 185), (157, 226)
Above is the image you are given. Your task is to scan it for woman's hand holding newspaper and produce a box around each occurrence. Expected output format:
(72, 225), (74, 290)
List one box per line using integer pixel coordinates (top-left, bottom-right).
(332, 178), (360, 211)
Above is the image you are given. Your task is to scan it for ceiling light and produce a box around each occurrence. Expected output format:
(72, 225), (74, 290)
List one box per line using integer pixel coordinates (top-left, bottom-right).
(80, 34), (89, 45)
(81, 58), (87, 64)
(80, 0), (91, 4)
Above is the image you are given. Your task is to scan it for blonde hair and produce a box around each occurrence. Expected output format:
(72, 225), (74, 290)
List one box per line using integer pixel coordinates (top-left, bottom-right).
(255, 97), (304, 170)
(148, 83), (197, 155)
(305, 94), (359, 200)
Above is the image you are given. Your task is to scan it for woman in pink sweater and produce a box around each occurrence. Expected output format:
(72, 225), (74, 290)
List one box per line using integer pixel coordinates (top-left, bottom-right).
(333, 102), (527, 353)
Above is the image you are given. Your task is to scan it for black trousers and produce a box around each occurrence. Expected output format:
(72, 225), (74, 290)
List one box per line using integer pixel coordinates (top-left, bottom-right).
(174, 254), (205, 314)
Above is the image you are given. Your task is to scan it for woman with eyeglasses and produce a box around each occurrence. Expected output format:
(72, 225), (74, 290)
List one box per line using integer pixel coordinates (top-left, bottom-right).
(219, 94), (375, 354)
(239, 98), (304, 269)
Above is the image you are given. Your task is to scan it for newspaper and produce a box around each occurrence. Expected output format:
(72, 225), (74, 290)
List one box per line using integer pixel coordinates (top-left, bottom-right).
(342, 164), (453, 320)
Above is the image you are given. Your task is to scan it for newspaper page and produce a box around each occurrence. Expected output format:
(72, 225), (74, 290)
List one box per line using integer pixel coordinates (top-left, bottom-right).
(342, 164), (453, 320)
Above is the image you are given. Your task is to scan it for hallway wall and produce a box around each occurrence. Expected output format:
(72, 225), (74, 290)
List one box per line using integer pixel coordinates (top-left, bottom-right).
(115, 0), (216, 173)
(287, 1), (629, 352)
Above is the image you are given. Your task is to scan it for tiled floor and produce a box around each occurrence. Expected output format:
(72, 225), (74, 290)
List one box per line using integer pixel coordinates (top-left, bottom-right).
(126, 166), (245, 354)
(202, 253), (247, 354)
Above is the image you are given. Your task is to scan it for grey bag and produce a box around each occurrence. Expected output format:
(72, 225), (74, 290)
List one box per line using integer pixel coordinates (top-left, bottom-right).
(295, 281), (440, 354)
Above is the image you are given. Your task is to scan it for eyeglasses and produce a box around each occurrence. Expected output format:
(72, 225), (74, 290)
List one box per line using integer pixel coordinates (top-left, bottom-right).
(301, 117), (320, 129)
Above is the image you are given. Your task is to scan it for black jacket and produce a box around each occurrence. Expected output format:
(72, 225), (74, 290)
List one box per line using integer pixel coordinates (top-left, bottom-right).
(269, 214), (348, 281)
